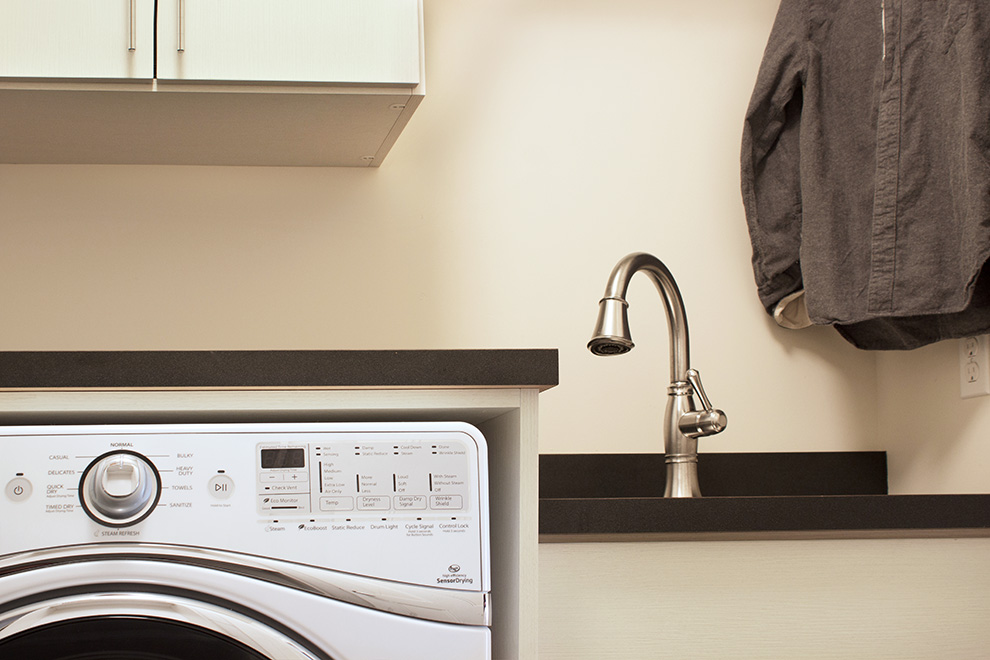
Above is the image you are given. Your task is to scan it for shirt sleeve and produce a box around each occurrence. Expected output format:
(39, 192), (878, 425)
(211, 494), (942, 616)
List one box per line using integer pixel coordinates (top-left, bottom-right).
(740, 0), (808, 314)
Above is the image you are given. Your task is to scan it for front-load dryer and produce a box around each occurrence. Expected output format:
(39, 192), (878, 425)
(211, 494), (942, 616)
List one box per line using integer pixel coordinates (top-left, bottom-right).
(0, 422), (491, 659)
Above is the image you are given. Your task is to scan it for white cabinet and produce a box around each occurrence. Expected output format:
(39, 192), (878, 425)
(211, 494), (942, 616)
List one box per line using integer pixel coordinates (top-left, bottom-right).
(0, 0), (154, 79)
(156, 0), (420, 85)
(0, 0), (424, 166)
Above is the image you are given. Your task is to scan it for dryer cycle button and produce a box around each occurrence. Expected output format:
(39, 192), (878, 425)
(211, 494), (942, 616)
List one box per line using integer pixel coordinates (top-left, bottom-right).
(394, 495), (427, 510)
(209, 474), (235, 500)
(430, 495), (463, 510)
(5, 477), (32, 502)
(357, 496), (390, 511)
(319, 496), (354, 512)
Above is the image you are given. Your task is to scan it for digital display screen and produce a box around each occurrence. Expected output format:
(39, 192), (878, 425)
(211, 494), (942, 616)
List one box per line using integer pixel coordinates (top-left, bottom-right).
(260, 448), (306, 469)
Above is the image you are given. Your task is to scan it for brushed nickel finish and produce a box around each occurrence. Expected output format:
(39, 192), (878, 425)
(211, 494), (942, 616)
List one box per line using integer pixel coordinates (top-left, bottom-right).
(589, 252), (728, 497)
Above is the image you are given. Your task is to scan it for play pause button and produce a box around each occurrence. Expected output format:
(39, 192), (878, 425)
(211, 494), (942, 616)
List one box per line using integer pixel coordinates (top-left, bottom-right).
(208, 474), (235, 500)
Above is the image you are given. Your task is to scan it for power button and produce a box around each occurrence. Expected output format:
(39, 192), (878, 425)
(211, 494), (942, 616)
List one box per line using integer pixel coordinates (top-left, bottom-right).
(5, 477), (32, 502)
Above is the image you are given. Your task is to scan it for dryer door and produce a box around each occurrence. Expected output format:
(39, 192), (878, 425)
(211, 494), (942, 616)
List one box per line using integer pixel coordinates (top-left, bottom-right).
(0, 592), (325, 660)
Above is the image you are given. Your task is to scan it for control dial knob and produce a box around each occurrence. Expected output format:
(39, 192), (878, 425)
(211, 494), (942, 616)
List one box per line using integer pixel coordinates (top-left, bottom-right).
(79, 451), (161, 527)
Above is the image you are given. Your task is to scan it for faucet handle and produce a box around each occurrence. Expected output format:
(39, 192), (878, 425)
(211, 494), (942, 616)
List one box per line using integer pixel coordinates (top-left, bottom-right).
(679, 369), (727, 438)
(685, 369), (714, 410)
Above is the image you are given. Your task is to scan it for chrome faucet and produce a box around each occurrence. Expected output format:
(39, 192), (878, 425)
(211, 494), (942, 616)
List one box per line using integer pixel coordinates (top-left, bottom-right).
(588, 252), (727, 497)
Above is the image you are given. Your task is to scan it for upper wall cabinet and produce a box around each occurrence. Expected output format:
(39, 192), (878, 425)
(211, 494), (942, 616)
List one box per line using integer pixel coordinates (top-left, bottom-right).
(0, 0), (154, 80)
(0, 0), (424, 167)
(156, 0), (420, 85)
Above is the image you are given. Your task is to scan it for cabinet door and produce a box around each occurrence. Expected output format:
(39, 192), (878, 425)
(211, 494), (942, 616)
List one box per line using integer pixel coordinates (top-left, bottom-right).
(157, 0), (421, 85)
(0, 0), (154, 79)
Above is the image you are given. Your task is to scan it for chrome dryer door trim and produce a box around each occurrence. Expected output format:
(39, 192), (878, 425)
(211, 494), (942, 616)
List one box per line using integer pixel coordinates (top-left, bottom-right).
(0, 543), (490, 627)
(0, 591), (321, 659)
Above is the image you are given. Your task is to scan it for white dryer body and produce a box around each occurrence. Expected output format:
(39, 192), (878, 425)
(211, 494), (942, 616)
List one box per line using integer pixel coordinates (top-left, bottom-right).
(0, 422), (492, 660)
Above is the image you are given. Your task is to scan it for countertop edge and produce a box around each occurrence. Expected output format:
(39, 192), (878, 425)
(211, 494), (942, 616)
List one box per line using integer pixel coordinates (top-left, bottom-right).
(0, 350), (559, 391)
(538, 494), (990, 541)
(539, 528), (990, 543)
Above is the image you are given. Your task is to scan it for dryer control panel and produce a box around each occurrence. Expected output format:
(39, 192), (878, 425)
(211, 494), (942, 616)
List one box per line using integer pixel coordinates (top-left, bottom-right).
(0, 422), (490, 592)
(256, 438), (472, 519)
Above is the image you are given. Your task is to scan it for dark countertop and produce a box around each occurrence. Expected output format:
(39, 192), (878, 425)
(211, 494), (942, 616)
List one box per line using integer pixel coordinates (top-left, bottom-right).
(0, 350), (558, 391)
(539, 453), (990, 540)
(540, 494), (990, 541)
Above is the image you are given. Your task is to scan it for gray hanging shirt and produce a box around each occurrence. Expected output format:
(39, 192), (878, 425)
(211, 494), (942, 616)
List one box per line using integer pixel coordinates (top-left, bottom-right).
(740, 0), (990, 350)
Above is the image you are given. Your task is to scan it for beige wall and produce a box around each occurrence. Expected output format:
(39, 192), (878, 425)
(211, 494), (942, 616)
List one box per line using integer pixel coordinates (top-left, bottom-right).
(878, 343), (990, 494)
(0, 0), (986, 493)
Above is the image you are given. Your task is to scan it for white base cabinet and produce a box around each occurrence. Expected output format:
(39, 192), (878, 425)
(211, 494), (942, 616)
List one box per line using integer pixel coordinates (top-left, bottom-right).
(541, 539), (990, 659)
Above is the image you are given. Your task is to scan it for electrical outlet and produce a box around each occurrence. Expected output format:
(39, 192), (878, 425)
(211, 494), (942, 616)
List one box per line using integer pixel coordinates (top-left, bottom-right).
(959, 335), (990, 399)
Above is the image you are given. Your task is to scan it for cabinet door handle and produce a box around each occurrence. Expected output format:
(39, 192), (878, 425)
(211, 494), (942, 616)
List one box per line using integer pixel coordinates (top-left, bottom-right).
(178, 0), (186, 52)
(128, 0), (136, 51)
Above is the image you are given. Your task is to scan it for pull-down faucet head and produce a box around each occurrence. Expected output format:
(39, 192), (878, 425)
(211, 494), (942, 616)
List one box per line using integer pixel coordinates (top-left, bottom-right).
(588, 297), (634, 356)
(588, 252), (727, 497)
(589, 252), (689, 383)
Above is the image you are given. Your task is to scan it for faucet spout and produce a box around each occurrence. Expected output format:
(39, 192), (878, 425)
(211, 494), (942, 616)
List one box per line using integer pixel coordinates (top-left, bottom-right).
(588, 252), (727, 497)
(589, 252), (689, 382)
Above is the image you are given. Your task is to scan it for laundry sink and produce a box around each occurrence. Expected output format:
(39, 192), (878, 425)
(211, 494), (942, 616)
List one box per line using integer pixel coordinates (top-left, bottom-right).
(537, 452), (990, 540)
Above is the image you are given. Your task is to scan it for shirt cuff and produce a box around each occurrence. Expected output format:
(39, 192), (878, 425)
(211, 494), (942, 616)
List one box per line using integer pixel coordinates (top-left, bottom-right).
(773, 289), (813, 329)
